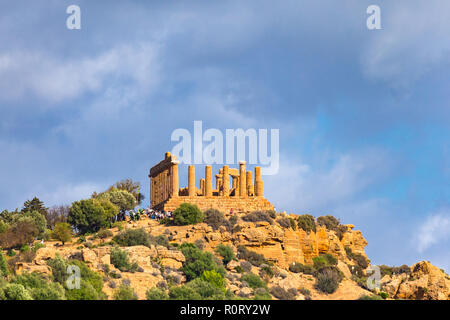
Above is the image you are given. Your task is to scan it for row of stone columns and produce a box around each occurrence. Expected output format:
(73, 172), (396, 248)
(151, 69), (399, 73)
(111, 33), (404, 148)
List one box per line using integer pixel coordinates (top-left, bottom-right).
(185, 162), (263, 197)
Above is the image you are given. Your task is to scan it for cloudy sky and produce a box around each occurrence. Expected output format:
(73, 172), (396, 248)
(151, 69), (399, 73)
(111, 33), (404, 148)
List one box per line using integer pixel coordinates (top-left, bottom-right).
(1, 1), (449, 271)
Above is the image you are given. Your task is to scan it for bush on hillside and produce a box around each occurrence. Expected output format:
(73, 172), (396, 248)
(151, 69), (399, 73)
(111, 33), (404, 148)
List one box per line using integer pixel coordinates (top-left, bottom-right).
(317, 215), (340, 230)
(97, 229), (113, 239)
(113, 228), (150, 247)
(240, 273), (266, 290)
(114, 284), (138, 300)
(110, 247), (139, 273)
(203, 209), (232, 231)
(270, 286), (297, 300)
(237, 246), (267, 266)
(215, 244), (235, 265)
(201, 270), (226, 292)
(10, 272), (65, 300)
(242, 211), (273, 224)
(51, 222), (73, 245)
(345, 247), (369, 269)
(172, 203), (204, 226)
(68, 199), (117, 234)
(289, 262), (315, 275)
(315, 267), (343, 294)
(296, 214), (316, 233)
(180, 243), (225, 281)
(146, 287), (169, 300)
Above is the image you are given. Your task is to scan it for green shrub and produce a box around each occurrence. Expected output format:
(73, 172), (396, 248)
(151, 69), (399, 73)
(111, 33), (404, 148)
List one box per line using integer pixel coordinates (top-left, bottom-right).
(173, 203), (204, 226)
(296, 214), (316, 233)
(289, 262), (315, 275)
(349, 264), (364, 277)
(215, 244), (235, 264)
(313, 254), (337, 270)
(7, 249), (16, 257)
(110, 247), (139, 273)
(237, 245), (267, 266)
(321, 253), (338, 266)
(204, 209), (231, 231)
(11, 272), (66, 300)
(335, 225), (348, 240)
(51, 222), (73, 245)
(169, 283), (202, 300)
(20, 244), (30, 253)
(114, 284), (138, 300)
(0, 252), (9, 276)
(345, 247), (369, 269)
(380, 264), (411, 276)
(259, 265), (274, 279)
(180, 243), (224, 280)
(315, 267), (343, 294)
(289, 218), (297, 230)
(276, 217), (291, 229)
(97, 229), (113, 239)
(151, 234), (171, 248)
(253, 288), (272, 300)
(65, 280), (100, 300)
(312, 256), (328, 270)
(353, 254), (369, 269)
(270, 286), (297, 300)
(201, 270), (226, 292)
(317, 215), (340, 230)
(13, 210), (48, 240)
(242, 211), (273, 224)
(0, 220), (9, 233)
(47, 255), (105, 300)
(0, 220), (38, 249)
(32, 242), (45, 252)
(68, 199), (117, 234)
(378, 291), (389, 299)
(183, 278), (226, 299)
(240, 273), (266, 289)
(97, 188), (136, 219)
(113, 228), (150, 247)
(0, 283), (33, 300)
(146, 287), (169, 300)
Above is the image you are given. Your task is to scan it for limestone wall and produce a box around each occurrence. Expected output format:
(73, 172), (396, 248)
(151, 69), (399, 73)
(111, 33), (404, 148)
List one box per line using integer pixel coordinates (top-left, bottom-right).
(160, 196), (274, 213)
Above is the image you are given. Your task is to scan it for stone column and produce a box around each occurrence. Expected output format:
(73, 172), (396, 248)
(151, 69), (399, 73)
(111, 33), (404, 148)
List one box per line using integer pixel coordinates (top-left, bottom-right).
(205, 165), (212, 197)
(246, 170), (254, 196)
(188, 165), (196, 197)
(216, 174), (222, 193)
(200, 179), (205, 196)
(239, 161), (247, 197)
(222, 166), (230, 197)
(171, 160), (179, 197)
(254, 166), (263, 196)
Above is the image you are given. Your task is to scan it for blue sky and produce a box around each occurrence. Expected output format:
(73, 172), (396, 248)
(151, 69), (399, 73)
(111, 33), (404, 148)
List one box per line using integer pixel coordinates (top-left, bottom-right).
(0, 0), (449, 271)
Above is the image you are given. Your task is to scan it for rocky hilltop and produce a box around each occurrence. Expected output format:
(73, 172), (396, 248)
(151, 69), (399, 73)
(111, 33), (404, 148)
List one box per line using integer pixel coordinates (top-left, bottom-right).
(9, 210), (449, 300)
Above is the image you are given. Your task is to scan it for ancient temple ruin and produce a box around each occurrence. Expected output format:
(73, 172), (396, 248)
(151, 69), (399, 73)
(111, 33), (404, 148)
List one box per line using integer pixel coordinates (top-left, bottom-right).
(149, 152), (274, 213)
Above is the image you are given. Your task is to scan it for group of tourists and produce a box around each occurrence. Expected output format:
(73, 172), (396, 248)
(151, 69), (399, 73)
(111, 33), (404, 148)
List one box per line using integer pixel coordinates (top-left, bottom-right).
(145, 208), (172, 220)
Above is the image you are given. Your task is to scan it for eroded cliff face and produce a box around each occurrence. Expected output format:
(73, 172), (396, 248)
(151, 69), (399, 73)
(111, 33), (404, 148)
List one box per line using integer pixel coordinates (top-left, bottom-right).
(380, 261), (450, 300)
(142, 216), (368, 269)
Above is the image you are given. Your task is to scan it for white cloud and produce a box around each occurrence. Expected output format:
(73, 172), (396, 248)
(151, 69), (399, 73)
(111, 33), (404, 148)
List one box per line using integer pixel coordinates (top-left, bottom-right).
(415, 208), (450, 253)
(265, 147), (392, 213)
(0, 42), (160, 103)
(362, 1), (450, 88)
